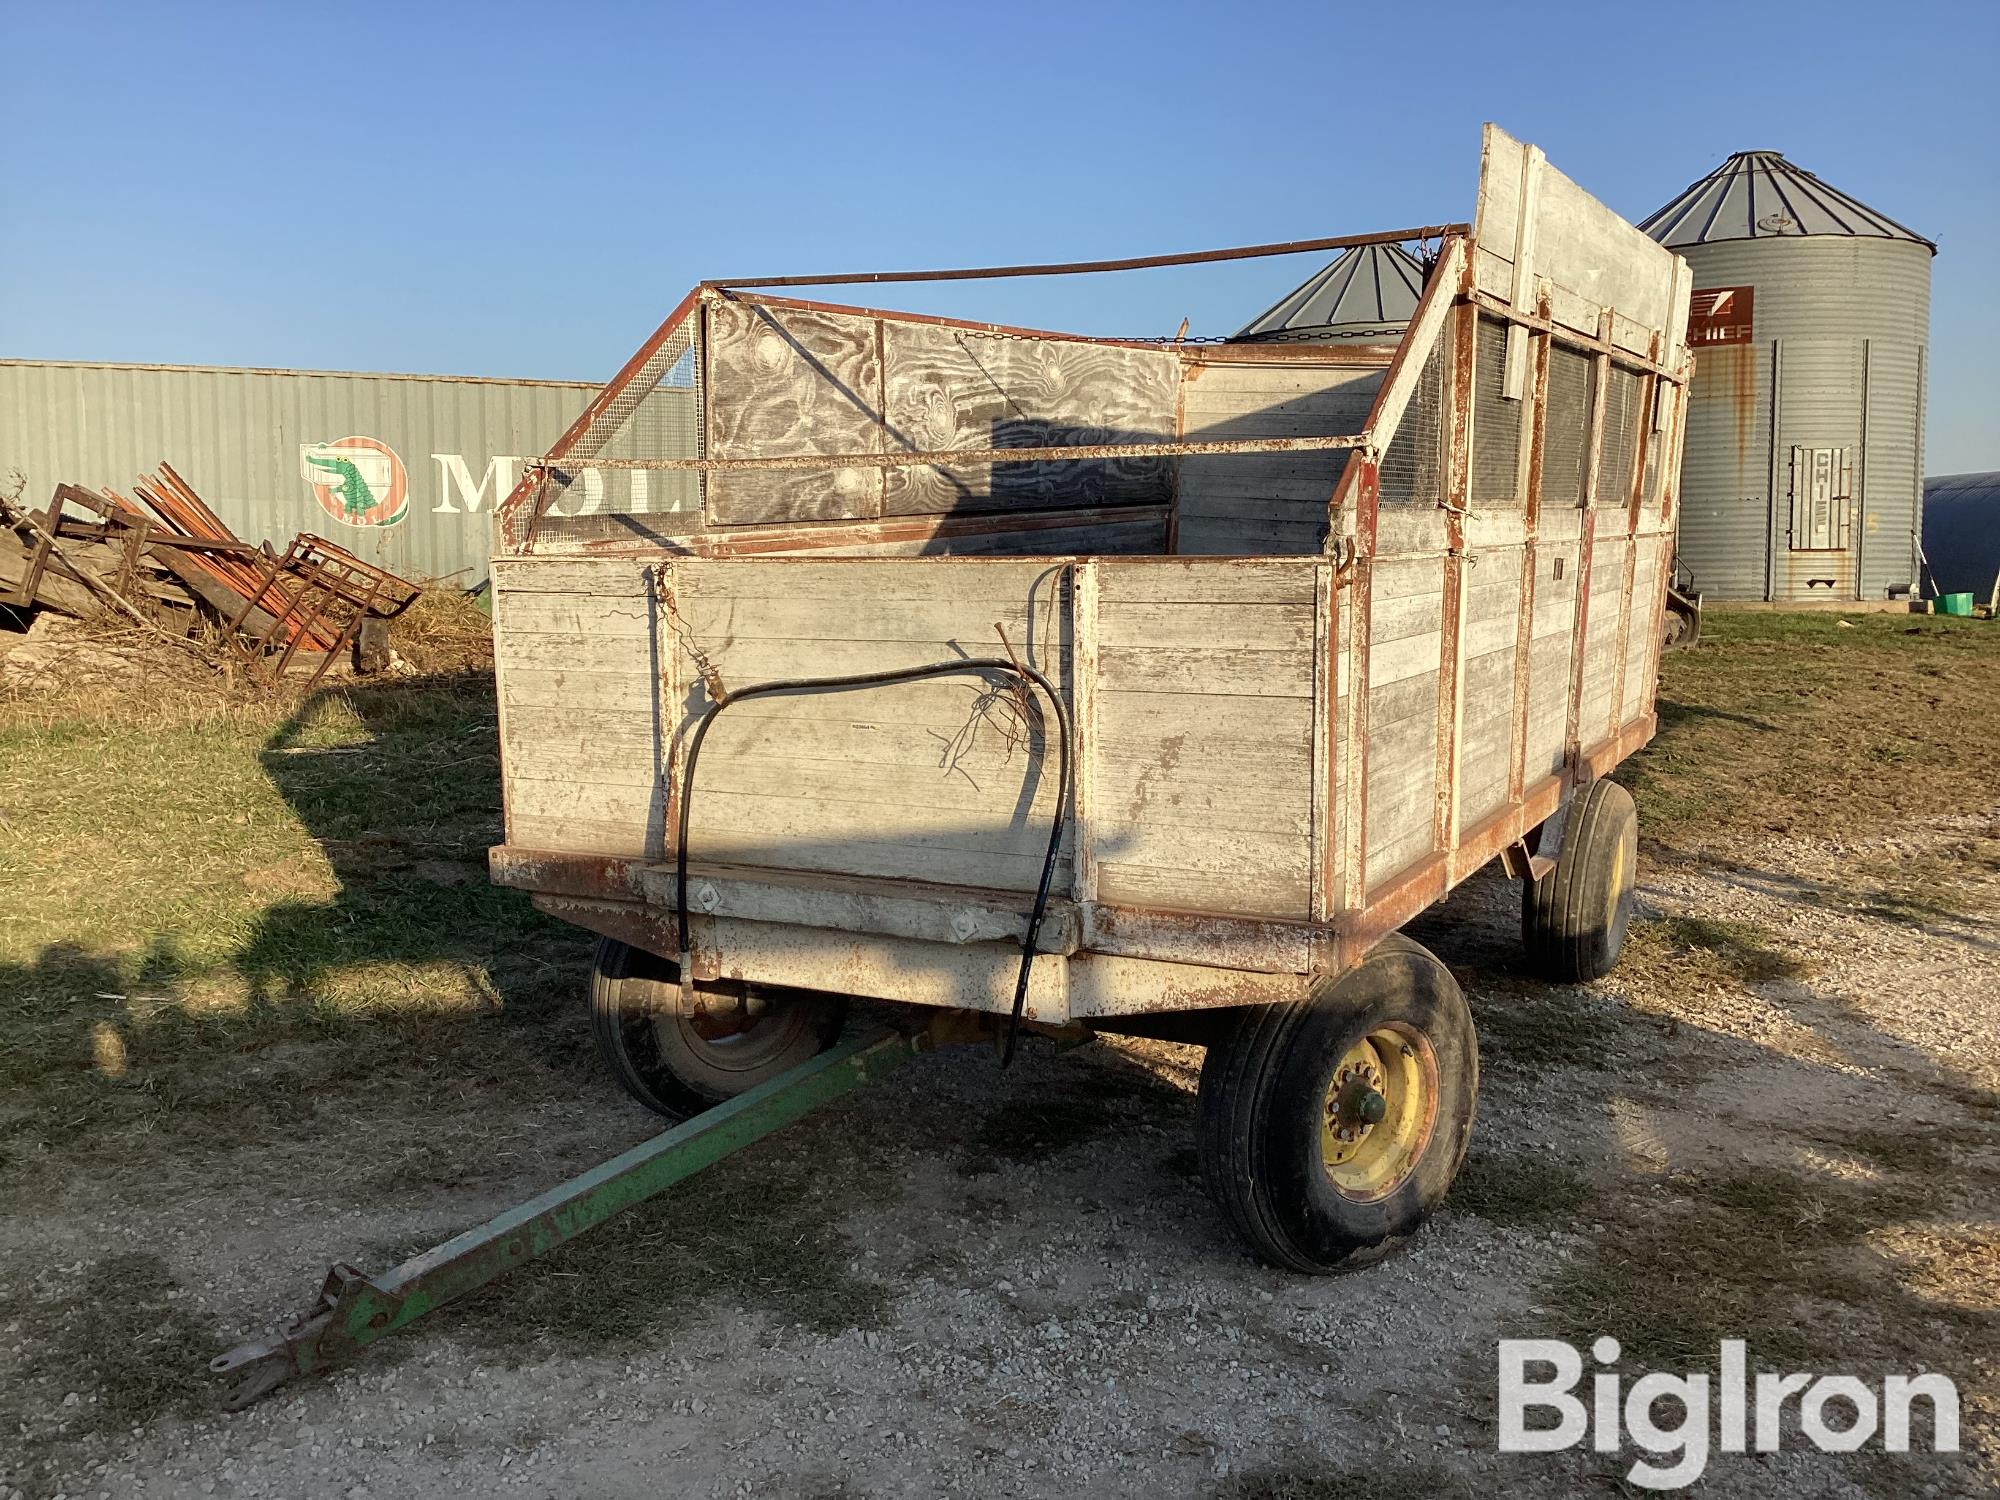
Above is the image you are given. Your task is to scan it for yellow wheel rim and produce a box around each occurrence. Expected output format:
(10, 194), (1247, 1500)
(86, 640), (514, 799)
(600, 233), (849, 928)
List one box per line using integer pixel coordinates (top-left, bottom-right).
(1605, 816), (1636, 952)
(1320, 1024), (1439, 1200)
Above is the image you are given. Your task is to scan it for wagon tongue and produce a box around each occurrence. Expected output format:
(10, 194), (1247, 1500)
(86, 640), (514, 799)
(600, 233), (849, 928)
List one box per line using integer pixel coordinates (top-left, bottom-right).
(207, 1027), (929, 1410)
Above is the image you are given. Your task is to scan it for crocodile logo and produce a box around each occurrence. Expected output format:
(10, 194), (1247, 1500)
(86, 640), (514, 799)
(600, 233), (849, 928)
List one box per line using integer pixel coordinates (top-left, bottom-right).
(301, 436), (409, 528)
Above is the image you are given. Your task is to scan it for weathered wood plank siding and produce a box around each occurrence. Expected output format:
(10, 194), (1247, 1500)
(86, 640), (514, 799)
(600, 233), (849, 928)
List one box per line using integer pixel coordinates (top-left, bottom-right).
(669, 559), (1073, 891)
(1092, 560), (1320, 918)
(492, 557), (662, 857)
(1364, 546), (1445, 893)
(1175, 360), (1383, 556)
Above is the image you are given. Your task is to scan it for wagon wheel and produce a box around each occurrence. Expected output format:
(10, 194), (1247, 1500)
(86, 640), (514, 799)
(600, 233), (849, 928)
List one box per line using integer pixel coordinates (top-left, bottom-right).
(1522, 778), (1638, 982)
(590, 938), (848, 1120)
(1197, 934), (1478, 1273)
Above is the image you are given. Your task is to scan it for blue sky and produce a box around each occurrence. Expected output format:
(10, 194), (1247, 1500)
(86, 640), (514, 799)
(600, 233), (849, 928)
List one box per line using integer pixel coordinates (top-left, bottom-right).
(3, 0), (1995, 470)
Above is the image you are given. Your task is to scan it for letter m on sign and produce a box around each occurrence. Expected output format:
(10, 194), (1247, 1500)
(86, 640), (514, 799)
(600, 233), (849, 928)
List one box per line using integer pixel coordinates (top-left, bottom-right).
(433, 455), (520, 515)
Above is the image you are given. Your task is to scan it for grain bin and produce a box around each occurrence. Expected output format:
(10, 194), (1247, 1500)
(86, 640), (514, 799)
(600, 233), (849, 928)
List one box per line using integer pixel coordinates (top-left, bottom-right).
(1234, 242), (1427, 345)
(1639, 152), (1933, 602)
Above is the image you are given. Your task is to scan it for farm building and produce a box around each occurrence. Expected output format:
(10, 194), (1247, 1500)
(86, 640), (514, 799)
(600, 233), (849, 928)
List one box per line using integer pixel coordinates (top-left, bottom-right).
(1923, 471), (2000, 609)
(0, 359), (692, 586)
(1639, 151), (1934, 603)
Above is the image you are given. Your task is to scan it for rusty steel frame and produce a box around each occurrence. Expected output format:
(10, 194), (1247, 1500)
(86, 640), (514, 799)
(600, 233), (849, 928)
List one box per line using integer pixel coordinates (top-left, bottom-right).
(531, 430), (1371, 476)
(495, 232), (1465, 555)
(703, 224), (1468, 291)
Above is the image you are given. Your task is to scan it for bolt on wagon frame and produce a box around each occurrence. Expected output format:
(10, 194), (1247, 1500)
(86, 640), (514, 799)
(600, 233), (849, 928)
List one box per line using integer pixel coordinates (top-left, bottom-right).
(215, 126), (1692, 1403)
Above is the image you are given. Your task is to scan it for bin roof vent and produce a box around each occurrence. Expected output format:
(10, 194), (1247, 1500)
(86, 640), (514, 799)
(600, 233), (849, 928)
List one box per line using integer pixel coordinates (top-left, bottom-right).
(1639, 150), (1934, 252)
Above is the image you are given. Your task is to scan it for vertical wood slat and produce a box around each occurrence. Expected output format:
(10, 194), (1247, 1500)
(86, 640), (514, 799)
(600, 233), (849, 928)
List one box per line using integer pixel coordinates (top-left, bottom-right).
(1508, 286), (1553, 805)
(493, 574), (518, 841)
(656, 561), (683, 864)
(1312, 560), (1334, 922)
(1342, 466), (1378, 911)
(1502, 141), (1545, 400)
(1435, 296), (1476, 851)
(1565, 310), (1615, 768)
(1069, 560), (1100, 904)
(1608, 331), (1663, 737)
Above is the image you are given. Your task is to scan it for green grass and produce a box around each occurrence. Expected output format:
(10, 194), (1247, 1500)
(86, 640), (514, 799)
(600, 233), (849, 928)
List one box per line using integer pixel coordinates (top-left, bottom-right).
(1624, 609), (2000, 849)
(0, 674), (591, 1183)
(1628, 913), (1813, 987)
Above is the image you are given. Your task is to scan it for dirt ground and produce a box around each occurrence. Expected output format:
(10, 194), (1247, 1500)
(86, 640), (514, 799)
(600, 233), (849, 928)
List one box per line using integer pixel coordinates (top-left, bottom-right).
(0, 608), (1994, 1498)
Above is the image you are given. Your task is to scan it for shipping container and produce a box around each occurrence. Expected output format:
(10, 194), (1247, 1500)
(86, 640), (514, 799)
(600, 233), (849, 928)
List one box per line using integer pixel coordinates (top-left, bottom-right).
(0, 360), (699, 585)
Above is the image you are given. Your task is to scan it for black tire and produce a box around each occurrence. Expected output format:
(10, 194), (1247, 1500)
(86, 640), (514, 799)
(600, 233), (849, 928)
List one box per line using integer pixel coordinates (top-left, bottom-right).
(1197, 934), (1478, 1273)
(1522, 779), (1638, 982)
(589, 938), (848, 1120)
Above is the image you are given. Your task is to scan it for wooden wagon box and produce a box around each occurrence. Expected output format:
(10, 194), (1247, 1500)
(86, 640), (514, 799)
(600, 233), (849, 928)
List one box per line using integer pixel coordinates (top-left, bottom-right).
(481, 126), (1695, 1269)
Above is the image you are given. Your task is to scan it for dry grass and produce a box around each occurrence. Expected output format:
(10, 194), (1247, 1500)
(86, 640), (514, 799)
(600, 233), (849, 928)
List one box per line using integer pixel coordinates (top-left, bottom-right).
(1622, 912), (1815, 989)
(390, 585), (495, 675)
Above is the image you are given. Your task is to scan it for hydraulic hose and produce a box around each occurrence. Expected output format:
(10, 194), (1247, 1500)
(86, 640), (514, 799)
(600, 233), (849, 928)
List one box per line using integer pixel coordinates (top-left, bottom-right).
(674, 656), (1074, 1065)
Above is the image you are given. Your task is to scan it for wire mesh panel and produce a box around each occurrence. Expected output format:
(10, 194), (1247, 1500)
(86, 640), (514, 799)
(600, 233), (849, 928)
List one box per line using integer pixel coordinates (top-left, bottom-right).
(1470, 316), (1523, 506)
(1598, 365), (1643, 508)
(525, 312), (704, 550)
(1543, 345), (1594, 509)
(1378, 335), (1447, 506)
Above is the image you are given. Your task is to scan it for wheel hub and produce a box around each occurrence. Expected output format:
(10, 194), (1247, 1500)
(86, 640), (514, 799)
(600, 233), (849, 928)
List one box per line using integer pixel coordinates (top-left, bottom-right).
(1319, 1025), (1441, 1200)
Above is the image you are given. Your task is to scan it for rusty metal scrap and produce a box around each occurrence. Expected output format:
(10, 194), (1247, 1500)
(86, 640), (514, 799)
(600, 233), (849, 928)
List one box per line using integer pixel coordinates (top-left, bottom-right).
(1, 464), (421, 684)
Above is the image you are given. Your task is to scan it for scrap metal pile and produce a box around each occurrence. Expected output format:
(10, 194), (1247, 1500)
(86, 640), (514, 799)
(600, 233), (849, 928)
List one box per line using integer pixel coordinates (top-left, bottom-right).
(0, 463), (420, 685)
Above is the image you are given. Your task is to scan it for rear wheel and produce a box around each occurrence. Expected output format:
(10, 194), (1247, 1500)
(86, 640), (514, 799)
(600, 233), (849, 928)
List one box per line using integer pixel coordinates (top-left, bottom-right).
(589, 938), (848, 1120)
(1197, 935), (1478, 1273)
(1522, 779), (1638, 982)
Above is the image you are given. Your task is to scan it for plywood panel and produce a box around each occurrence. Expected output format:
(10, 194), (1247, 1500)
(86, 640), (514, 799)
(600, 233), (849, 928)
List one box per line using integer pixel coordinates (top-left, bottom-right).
(705, 299), (884, 525)
(880, 319), (1177, 516)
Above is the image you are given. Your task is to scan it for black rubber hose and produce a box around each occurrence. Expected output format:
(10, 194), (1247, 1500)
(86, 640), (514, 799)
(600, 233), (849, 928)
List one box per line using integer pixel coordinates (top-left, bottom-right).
(674, 657), (1074, 1066)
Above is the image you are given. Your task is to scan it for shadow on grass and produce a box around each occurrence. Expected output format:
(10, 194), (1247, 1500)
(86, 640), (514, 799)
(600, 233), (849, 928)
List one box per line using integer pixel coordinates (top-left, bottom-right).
(0, 675), (596, 1180)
